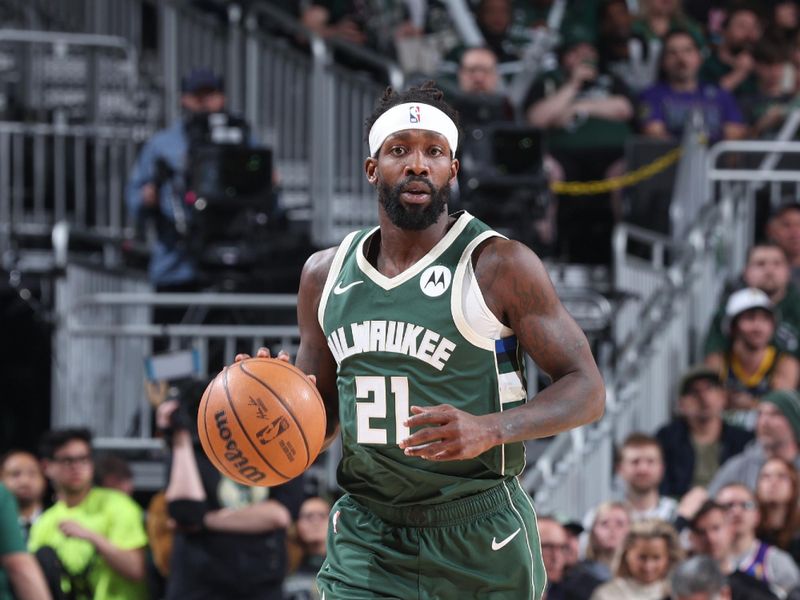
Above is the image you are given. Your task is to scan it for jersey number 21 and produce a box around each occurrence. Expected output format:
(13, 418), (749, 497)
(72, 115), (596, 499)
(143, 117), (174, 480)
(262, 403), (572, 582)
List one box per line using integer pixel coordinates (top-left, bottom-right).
(355, 376), (410, 445)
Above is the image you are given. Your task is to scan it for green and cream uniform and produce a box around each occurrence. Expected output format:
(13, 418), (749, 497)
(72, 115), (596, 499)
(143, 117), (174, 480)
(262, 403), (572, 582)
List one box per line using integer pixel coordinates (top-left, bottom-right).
(316, 212), (546, 599)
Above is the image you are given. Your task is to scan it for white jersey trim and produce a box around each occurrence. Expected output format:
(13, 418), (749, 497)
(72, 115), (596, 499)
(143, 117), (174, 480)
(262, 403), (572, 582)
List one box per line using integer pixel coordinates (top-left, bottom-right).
(355, 212), (474, 290)
(451, 230), (505, 351)
(317, 230), (362, 331)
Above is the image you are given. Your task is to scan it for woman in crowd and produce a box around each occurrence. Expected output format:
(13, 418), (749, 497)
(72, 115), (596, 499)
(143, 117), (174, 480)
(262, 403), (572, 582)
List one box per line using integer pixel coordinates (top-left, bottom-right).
(590, 518), (682, 600)
(283, 496), (331, 600)
(561, 502), (631, 598)
(756, 457), (800, 564)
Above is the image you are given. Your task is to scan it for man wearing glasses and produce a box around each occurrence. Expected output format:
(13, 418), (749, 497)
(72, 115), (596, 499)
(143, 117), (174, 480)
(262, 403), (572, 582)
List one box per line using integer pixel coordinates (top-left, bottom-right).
(715, 483), (799, 597)
(27, 428), (147, 600)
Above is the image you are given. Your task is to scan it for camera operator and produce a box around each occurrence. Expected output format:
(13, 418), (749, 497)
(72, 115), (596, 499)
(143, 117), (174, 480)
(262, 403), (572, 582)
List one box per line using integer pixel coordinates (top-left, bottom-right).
(126, 67), (254, 292)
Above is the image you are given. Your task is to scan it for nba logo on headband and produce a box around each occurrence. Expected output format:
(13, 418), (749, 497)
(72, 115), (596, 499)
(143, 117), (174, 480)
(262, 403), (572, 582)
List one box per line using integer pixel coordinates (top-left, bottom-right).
(409, 106), (421, 123)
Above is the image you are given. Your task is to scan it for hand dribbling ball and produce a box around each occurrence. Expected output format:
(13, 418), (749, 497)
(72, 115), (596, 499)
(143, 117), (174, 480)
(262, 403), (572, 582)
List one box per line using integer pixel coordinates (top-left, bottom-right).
(198, 358), (326, 486)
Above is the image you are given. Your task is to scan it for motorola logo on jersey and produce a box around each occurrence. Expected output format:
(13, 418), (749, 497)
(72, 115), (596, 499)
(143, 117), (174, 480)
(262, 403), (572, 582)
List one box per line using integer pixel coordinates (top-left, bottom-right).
(420, 265), (451, 297)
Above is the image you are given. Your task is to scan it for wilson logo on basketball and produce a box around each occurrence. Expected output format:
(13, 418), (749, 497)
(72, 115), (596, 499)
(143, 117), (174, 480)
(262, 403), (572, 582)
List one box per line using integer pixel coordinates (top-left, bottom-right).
(214, 409), (267, 483)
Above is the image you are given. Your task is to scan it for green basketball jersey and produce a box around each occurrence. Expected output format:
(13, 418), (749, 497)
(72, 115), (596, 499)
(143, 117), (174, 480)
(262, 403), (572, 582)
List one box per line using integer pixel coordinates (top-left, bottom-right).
(318, 212), (528, 506)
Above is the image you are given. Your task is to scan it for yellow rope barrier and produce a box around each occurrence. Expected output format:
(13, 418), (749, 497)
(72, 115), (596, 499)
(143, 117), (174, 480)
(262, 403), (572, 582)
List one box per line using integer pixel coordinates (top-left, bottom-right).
(550, 146), (684, 196)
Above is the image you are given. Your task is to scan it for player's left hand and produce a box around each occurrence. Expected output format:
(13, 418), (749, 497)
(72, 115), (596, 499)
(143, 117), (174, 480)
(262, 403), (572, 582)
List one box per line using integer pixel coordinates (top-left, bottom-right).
(399, 404), (497, 461)
(59, 520), (98, 544)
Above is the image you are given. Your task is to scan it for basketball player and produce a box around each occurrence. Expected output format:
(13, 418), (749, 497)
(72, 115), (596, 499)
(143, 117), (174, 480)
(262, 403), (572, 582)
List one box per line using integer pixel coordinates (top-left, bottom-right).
(239, 82), (605, 599)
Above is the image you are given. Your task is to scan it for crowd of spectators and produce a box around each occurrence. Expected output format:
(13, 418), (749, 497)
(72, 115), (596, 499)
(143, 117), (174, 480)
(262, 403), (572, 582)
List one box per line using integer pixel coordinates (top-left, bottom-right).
(0, 410), (332, 599)
(259, 0), (800, 260)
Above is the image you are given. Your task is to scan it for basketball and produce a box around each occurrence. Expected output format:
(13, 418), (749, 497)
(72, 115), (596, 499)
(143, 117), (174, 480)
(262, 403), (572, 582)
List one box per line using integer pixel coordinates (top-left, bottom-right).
(197, 357), (327, 487)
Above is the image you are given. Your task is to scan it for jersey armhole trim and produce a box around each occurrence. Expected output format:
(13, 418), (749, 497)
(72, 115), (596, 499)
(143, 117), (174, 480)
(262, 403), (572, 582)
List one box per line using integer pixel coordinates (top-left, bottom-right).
(317, 230), (361, 330)
(451, 230), (506, 351)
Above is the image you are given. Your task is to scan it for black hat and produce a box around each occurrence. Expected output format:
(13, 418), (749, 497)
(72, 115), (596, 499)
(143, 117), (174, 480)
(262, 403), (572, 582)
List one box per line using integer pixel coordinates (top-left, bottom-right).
(679, 365), (722, 396)
(181, 67), (224, 94)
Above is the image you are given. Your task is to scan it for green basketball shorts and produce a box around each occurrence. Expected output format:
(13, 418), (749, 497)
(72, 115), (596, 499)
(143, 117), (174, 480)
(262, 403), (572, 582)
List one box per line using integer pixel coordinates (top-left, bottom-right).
(316, 477), (546, 599)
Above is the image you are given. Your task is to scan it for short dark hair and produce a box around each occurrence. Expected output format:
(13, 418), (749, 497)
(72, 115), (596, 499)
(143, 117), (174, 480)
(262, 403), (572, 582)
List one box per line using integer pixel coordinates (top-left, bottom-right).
(0, 449), (38, 472)
(364, 81), (460, 158)
(671, 556), (728, 596)
(723, 5), (762, 31)
(746, 241), (789, 264)
(662, 28), (701, 52)
(690, 499), (725, 532)
(621, 432), (662, 456)
(753, 38), (788, 65)
(95, 453), (132, 484)
(39, 428), (93, 460)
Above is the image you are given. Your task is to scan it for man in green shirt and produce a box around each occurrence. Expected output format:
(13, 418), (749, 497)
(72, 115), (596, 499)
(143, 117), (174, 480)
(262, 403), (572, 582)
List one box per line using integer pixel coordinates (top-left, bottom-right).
(28, 428), (147, 600)
(0, 483), (51, 600)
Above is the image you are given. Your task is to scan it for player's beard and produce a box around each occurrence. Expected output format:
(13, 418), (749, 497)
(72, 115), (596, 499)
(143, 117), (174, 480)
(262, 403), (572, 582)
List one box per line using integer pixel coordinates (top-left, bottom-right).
(378, 176), (449, 231)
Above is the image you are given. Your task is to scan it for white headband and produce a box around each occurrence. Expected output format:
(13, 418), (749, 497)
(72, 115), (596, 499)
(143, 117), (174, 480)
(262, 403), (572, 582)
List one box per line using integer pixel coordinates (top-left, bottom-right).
(368, 102), (458, 157)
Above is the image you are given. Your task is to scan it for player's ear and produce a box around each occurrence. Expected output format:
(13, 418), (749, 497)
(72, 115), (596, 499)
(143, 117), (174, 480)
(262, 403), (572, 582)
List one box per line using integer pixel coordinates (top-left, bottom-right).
(365, 157), (378, 186)
(449, 158), (459, 185)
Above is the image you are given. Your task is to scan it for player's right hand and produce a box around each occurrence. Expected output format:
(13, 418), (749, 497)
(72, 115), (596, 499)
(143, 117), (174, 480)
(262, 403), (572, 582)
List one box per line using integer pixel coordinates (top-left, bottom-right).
(232, 348), (317, 386)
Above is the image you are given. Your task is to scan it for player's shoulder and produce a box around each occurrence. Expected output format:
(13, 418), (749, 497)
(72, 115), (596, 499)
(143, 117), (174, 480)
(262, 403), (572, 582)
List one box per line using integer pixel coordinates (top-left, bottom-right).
(473, 236), (545, 275)
(301, 246), (338, 284)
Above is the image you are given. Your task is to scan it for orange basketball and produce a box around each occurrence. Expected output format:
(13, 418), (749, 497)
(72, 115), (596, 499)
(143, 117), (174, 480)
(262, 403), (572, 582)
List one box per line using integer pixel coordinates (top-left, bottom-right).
(197, 357), (327, 487)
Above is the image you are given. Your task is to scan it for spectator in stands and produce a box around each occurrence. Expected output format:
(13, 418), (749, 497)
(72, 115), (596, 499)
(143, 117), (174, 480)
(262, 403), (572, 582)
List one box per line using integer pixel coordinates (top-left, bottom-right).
(756, 457), (800, 564)
(452, 46), (515, 124)
(29, 428), (147, 600)
(525, 27), (633, 262)
(704, 242), (800, 365)
(156, 383), (303, 600)
(612, 433), (678, 522)
(739, 39), (796, 139)
(127, 67), (229, 291)
(589, 518), (682, 600)
(715, 483), (800, 596)
(639, 29), (747, 143)
(715, 289), (799, 427)
(708, 390), (800, 495)
(656, 366), (753, 499)
(768, 0), (800, 47)
(300, 2), (366, 45)
(700, 6), (763, 98)
(631, 0), (705, 48)
(300, 1), (426, 58)
(633, 0), (705, 50)
(561, 520), (582, 570)
(1, 450), (46, 542)
(597, 0), (660, 93)
(94, 454), (134, 497)
(473, 0), (531, 63)
(766, 204), (800, 290)
(539, 516), (569, 599)
(689, 499), (779, 599)
(670, 556), (732, 600)
(561, 502), (630, 598)
(0, 483), (52, 600)
(283, 496), (330, 600)
(458, 46), (502, 95)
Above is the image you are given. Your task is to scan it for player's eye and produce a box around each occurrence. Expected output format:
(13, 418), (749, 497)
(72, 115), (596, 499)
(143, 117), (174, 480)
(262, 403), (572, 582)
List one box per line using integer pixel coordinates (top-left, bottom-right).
(429, 147), (444, 156)
(389, 146), (406, 156)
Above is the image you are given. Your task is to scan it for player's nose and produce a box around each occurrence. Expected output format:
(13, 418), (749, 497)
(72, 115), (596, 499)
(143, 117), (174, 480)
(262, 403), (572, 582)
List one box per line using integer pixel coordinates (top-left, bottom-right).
(403, 150), (429, 177)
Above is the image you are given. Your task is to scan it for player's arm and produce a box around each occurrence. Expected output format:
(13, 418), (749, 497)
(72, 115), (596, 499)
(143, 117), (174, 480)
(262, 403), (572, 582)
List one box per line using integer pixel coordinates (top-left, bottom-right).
(202, 500), (291, 534)
(294, 248), (341, 447)
(401, 239), (605, 460)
